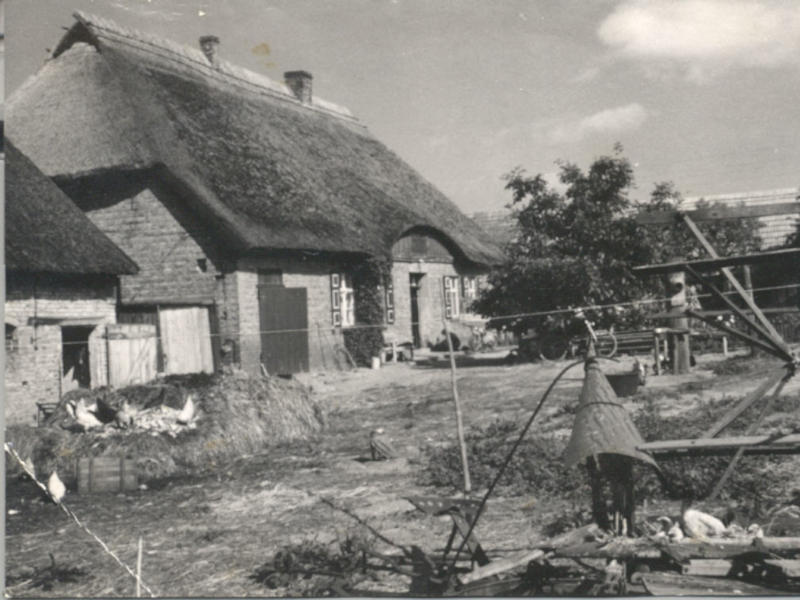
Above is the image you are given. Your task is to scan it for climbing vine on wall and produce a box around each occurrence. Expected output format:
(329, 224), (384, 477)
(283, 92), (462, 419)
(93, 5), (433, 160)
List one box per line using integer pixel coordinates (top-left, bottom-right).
(343, 256), (390, 366)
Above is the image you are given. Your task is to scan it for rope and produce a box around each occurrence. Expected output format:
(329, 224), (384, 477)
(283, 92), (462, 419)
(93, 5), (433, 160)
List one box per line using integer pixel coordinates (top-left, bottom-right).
(4, 443), (157, 598)
(30, 282), (800, 348)
(447, 358), (587, 571)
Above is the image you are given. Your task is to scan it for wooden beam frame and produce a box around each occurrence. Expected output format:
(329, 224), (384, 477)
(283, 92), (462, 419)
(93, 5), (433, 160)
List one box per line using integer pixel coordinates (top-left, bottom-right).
(679, 214), (790, 350)
(635, 201), (800, 225)
(631, 247), (800, 275)
(683, 265), (790, 358)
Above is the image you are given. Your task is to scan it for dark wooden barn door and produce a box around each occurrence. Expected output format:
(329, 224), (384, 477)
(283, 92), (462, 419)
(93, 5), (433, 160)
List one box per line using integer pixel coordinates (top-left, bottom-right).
(258, 286), (309, 375)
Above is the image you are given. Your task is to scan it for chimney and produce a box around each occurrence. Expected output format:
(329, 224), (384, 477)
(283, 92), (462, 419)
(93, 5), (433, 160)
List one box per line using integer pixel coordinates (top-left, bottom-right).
(199, 35), (220, 67)
(284, 71), (313, 104)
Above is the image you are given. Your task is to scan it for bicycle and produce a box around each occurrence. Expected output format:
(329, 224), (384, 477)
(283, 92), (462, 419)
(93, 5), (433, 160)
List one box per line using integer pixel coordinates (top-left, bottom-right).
(537, 309), (617, 361)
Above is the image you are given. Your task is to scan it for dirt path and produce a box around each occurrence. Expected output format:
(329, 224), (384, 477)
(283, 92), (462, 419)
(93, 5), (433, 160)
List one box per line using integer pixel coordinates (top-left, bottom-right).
(5, 350), (793, 597)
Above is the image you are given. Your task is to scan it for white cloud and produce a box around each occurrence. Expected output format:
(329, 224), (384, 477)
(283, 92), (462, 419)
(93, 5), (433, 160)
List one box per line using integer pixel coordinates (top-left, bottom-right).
(598, 1), (800, 78)
(548, 103), (648, 143)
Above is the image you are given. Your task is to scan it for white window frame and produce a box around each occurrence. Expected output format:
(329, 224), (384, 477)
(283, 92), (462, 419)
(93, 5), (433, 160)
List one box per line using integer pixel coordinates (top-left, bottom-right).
(461, 276), (477, 313)
(340, 273), (356, 327)
(444, 276), (460, 318)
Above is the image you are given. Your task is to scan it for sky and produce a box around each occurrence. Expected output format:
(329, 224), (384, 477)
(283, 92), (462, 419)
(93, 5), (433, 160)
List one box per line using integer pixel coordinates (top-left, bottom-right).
(5, 0), (800, 215)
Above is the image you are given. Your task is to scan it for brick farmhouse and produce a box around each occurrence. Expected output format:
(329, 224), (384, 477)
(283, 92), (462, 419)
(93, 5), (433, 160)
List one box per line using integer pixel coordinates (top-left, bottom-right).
(8, 12), (502, 377)
(5, 141), (139, 424)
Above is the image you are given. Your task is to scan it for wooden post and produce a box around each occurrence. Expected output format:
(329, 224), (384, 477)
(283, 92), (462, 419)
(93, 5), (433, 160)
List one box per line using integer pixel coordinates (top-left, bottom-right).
(743, 265), (754, 356)
(652, 331), (661, 376)
(444, 319), (471, 494)
(136, 537), (143, 597)
(666, 268), (691, 374)
(722, 335), (728, 357)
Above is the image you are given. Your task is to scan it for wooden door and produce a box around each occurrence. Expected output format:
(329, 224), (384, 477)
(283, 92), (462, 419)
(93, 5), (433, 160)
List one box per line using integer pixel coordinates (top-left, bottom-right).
(258, 286), (309, 375)
(158, 307), (214, 375)
(106, 324), (158, 387)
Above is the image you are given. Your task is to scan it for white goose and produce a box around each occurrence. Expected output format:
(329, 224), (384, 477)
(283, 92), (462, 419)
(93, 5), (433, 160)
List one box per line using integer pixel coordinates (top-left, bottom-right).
(176, 394), (196, 425)
(74, 399), (103, 430)
(48, 471), (66, 504)
(681, 500), (726, 540)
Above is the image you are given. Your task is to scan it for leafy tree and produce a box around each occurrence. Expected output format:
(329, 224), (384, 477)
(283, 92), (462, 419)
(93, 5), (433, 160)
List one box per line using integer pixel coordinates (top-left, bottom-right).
(476, 146), (762, 336)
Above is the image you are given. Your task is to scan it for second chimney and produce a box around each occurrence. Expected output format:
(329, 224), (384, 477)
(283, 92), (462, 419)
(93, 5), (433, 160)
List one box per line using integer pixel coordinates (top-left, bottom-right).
(284, 71), (313, 104)
(199, 35), (220, 67)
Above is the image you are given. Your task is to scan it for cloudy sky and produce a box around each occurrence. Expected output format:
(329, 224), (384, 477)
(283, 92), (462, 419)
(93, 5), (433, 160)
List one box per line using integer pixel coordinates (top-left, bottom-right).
(6, 0), (800, 214)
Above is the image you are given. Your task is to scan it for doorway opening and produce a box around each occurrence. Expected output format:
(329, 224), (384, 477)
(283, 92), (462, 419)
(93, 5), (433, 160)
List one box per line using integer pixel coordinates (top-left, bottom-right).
(61, 325), (94, 389)
(410, 273), (424, 348)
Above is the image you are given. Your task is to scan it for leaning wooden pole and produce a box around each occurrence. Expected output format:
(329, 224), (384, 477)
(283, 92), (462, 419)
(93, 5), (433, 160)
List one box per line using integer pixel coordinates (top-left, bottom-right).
(136, 537), (143, 598)
(444, 319), (472, 494)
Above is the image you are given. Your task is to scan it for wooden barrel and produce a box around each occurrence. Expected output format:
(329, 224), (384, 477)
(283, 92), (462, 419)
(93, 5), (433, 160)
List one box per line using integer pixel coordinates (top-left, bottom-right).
(77, 457), (138, 494)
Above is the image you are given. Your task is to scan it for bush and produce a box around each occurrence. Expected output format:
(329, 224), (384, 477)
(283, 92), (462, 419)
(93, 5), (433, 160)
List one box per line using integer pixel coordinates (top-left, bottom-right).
(343, 327), (383, 367)
(343, 257), (387, 367)
(420, 419), (589, 500)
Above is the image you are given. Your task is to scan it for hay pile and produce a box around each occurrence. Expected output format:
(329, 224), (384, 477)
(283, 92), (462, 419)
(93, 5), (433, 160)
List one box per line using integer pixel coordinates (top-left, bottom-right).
(6, 369), (326, 483)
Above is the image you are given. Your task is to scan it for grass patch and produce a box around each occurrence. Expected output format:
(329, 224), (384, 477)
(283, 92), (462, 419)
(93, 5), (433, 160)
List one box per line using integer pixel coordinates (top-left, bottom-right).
(419, 419), (588, 500)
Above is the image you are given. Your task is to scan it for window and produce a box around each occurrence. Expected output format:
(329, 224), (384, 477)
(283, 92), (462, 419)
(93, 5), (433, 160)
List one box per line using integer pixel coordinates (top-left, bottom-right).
(384, 280), (395, 324)
(331, 272), (355, 327)
(5, 323), (17, 354)
(443, 276), (460, 318)
(461, 276), (477, 313)
(258, 269), (283, 286)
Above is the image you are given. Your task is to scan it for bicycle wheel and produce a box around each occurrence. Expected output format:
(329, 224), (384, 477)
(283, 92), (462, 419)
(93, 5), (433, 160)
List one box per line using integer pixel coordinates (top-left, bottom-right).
(539, 335), (569, 361)
(596, 333), (618, 358)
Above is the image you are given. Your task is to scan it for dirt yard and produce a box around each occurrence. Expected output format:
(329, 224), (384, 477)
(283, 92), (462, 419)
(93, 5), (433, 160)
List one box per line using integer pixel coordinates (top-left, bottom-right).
(5, 349), (799, 597)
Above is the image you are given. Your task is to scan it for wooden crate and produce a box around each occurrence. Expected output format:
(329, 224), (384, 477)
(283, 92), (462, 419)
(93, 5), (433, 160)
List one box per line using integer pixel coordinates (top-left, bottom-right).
(77, 457), (138, 494)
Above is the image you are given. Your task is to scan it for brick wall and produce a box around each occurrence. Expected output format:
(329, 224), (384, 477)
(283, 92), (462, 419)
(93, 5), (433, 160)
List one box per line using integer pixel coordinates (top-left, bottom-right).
(5, 324), (62, 425)
(68, 176), (235, 305)
(386, 261), (484, 348)
(5, 275), (117, 324)
(5, 275), (120, 423)
(386, 230), (488, 348)
(236, 255), (345, 374)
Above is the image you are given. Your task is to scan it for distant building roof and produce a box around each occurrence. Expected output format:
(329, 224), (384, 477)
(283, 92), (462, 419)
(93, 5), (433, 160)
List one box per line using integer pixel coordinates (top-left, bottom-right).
(7, 11), (503, 266)
(5, 140), (139, 275)
(470, 210), (518, 250)
(682, 188), (799, 250)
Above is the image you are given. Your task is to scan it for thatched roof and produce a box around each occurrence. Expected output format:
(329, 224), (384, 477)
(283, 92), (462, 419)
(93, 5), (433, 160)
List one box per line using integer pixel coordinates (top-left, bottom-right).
(7, 12), (503, 266)
(5, 140), (139, 275)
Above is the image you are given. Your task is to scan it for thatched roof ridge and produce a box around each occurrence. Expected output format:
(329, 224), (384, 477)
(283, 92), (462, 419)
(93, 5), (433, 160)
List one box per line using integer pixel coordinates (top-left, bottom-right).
(7, 12), (503, 266)
(5, 140), (139, 275)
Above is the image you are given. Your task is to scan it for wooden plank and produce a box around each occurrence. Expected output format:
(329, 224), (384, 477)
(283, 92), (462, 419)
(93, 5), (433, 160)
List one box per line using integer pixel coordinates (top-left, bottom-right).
(640, 433), (800, 455)
(683, 559), (733, 576)
(458, 549), (545, 585)
(636, 201), (800, 225)
(702, 369), (786, 438)
(641, 571), (793, 596)
(764, 559), (800, 577)
(632, 247), (800, 275)
(663, 538), (800, 560)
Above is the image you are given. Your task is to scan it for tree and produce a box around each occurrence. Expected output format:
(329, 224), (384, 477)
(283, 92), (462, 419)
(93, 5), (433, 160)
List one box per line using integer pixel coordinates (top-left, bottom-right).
(475, 146), (762, 336)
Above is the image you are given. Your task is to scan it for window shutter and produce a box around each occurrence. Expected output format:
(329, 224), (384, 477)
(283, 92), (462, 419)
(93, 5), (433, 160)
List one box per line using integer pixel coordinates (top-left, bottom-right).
(443, 277), (452, 319)
(331, 273), (341, 326)
(385, 281), (395, 324)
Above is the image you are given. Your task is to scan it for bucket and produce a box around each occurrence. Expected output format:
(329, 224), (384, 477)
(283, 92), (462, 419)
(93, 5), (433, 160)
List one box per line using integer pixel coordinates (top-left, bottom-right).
(370, 356), (381, 370)
(77, 457), (138, 494)
(606, 373), (640, 398)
